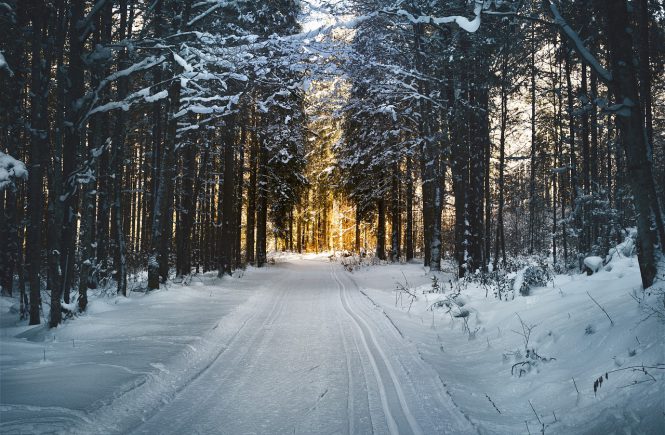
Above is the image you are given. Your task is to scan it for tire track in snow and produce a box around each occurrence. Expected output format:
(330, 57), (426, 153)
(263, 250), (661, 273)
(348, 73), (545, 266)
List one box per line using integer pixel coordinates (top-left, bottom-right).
(332, 265), (423, 435)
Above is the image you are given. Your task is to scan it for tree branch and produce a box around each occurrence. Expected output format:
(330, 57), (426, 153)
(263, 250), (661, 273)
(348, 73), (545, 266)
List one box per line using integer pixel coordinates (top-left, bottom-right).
(542, 0), (612, 83)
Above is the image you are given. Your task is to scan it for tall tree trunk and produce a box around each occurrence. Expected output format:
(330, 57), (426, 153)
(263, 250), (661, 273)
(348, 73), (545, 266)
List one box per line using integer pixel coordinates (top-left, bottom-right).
(637, 0), (654, 156)
(581, 63), (591, 254)
(603, 0), (661, 288)
(60, 0), (86, 306)
(45, 0), (66, 325)
(176, 135), (198, 277)
(220, 123), (236, 277)
(156, 74), (181, 283)
(255, 136), (268, 267)
(376, 197), (386, 260)
(27, 4), (50, 325)
(112, 0), (131, 296)
(590, 69), (600, 248)
(494, 53), (508, 270)
(234, 126), (245, 268)
(564, 48), (578, 245)
(529, 23), (537, 255)
(390, 161), (400, 262)
(469, 64), (490, 272)
(0, 1), (28, 297)
(246, 123), (257, 265)
(405, 155), (414, 261)
(354, 205), (361, 253)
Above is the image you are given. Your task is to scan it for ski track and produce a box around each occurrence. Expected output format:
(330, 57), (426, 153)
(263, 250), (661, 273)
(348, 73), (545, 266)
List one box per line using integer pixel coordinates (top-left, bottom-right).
(24, 259), (474, 435)
(332, 264), (422, 435)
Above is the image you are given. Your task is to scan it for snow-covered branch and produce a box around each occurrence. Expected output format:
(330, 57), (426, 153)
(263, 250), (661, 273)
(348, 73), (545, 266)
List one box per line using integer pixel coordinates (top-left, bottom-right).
(0, 152), (28, 191)
(392, 1), (485, 33)
(0, 50), (13, 76)
(544, 0), (612, 83)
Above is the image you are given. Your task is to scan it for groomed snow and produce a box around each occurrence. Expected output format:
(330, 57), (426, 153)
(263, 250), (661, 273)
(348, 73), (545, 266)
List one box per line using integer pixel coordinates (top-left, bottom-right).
(1, 252), (663, 434)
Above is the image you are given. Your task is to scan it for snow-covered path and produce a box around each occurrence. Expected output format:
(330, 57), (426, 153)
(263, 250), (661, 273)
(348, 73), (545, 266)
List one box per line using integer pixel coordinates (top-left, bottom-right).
(125, 259), (473, 435)
(3, 256), (662, 434)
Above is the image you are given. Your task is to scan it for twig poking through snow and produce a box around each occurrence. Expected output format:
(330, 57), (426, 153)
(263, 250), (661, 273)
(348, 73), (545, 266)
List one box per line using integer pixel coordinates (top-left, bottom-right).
(528, 400), (545, 433)
(485, 394), (501, 414)
(586, 291), (614, 326)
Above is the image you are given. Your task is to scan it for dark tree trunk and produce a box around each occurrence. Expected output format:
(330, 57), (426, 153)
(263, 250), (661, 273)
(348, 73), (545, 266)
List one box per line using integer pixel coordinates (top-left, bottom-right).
(234, 126), (245, 268)
(255, 137), (268, 267)
(390, 161), (400, 262)
(528, 25), (538, 255)
(27, 4), (50, 325)
(603, 0), (661, 288)
(60, 0), (86, 306)
(0, 1), (28, 297)
(581, 63), (591, 253)
(45, 0), (66, 325)
(156, 77), (181, 283)
(176, 136), (198, 277)
(112, 0), (131, 296)
(467, 65), (489, 272)
(452, 138), (468, 277)
(564, 48), (578, 215)
(376, 198), (386, 260)
(246, 123), (257, 265)
(405, 155), (414, 261)
(147, 0), (165, 290)
(355, 205), (361, 253)
(220, 124), (236, 277)
(494, 53), (508, 270)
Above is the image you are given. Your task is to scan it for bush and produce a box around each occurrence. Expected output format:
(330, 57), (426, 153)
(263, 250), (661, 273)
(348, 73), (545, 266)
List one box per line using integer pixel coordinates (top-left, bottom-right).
(519, 264), (552, 296)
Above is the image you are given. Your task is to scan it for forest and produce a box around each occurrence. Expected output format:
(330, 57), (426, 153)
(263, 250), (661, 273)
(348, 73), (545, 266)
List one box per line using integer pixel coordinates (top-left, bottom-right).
(2, 0), (663, 325)
(1, 1), (664, 433)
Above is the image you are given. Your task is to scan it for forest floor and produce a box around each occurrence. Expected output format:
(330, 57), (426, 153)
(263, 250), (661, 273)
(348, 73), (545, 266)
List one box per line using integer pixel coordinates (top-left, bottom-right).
(0, 253), (664, 434)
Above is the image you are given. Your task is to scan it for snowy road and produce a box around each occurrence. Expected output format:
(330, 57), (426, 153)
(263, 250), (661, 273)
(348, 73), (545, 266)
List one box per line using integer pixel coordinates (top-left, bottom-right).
(125, 259), (474, 435)
(4, 255), (662, 434)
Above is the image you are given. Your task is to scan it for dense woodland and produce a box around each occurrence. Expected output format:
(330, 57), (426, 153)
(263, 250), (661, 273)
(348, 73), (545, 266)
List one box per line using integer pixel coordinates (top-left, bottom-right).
(0, 0), (663, 327)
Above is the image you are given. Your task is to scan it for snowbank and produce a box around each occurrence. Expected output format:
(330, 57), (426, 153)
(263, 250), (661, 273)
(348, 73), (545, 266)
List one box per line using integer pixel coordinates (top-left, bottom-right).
(0, 270), (271, 434)
(348, 255), (665, 433)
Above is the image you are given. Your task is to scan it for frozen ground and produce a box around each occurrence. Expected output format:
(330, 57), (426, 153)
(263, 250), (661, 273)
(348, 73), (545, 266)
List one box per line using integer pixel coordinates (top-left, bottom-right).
(1, 253), (663, 434)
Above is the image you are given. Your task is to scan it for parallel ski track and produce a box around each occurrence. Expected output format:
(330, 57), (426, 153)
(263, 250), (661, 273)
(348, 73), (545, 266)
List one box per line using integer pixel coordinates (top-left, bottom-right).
(331, 264), (423, 435)
(126, 281), (292, 435)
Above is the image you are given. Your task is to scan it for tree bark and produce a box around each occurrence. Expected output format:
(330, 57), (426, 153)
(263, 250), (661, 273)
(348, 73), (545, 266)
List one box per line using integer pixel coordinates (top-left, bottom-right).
(603, 0), (660, 288)
(246, 120), (257, 265)
(27, 4), (49, 325)
(390, 161), (400, 262)
(405, 155), (414, 261)
(219, 122), (236, 276)
(255, 134), (268, 267)
(376, 197), (386, 260)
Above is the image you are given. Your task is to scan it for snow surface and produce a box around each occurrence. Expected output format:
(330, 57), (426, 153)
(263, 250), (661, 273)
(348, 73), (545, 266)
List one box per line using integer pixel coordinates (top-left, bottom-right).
(1, 253), (663, 434)
(0, 272), (258, 434)
(350, 257), (665, 434)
